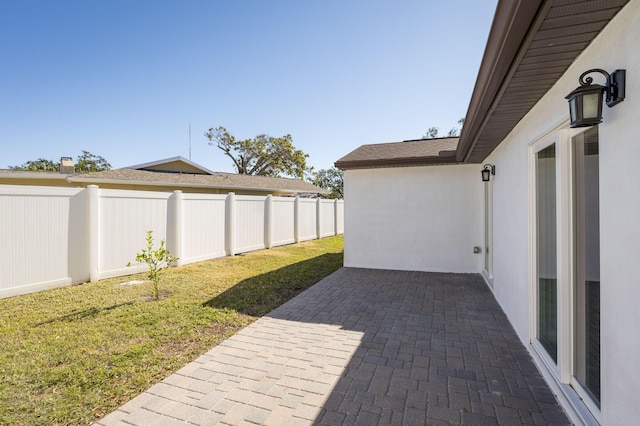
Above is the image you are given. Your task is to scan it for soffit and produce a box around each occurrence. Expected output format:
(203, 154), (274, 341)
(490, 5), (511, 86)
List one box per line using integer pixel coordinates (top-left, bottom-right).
(458, 0), (630, 163)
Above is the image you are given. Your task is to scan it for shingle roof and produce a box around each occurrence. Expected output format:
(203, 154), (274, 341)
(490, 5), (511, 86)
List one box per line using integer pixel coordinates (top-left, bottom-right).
(68, 168), (326, 194)
(335, 137), (459, 170)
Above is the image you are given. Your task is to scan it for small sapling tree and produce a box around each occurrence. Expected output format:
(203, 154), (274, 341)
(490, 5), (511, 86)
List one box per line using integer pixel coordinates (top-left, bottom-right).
(127, 230), (178, 300)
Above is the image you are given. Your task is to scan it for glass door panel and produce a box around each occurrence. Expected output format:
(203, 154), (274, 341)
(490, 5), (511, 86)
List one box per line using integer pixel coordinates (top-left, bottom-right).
(484, 182), (490, 274)
(573, 127), (601, 406)
(537, 144), (558, 363)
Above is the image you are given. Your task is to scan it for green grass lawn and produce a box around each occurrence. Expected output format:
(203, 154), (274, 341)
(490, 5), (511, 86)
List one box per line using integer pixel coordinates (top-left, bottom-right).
(0, 236), (343, 425)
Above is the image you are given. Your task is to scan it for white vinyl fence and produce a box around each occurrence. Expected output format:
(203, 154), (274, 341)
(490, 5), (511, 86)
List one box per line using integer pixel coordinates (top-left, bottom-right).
(0, 185), (344, 299)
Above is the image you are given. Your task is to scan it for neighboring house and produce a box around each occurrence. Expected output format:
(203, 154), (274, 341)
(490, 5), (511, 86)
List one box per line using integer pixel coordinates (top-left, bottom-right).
(0, 156), (326, 196)
(337, 0), (637, 425)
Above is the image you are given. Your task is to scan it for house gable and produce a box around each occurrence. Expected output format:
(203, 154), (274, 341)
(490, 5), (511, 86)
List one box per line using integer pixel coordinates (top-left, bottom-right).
(125, 156), (216, 175)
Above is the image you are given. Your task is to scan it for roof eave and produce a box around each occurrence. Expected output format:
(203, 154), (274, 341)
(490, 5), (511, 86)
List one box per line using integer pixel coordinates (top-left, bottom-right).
(457, 0), (546, 163)
(456, 0), (629, 163)
(67, 176), (326, 194)
(0, 172), (73, 180)
(335, 156), (458, 171)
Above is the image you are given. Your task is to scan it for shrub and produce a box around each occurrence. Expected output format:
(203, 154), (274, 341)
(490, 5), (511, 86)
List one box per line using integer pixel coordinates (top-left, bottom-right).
(127, 230), (178, 300)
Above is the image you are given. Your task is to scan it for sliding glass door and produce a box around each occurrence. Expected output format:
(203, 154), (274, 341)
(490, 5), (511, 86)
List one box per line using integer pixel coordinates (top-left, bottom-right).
(531, 126), (601, 421)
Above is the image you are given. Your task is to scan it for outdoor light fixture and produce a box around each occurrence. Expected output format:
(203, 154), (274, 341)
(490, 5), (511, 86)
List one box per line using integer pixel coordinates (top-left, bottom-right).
(481, 164), (495, 182)
(565, 68), (626, 128)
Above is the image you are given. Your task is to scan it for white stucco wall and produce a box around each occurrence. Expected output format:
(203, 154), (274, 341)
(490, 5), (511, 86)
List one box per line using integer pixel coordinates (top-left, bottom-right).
(483, 1), (640, 423)
(344, 165), (483, 273)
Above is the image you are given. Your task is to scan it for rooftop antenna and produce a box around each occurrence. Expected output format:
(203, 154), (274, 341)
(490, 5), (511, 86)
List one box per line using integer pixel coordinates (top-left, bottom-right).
(188, 123), (192, 160)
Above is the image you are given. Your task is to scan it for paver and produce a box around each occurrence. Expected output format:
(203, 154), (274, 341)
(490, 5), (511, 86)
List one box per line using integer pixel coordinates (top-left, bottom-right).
(96, 268), (570, 425)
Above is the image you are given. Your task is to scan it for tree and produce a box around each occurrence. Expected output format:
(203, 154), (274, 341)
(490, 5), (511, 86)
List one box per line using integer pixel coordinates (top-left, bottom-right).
(9, 151), (111, 172)
(423, 127), (439, 138)
(313, 167), (343, 199)
(76, 150), (111, 172)
(127, 230), (178, 301)
(205, 126), (310, 179)
(9, 158), (60, 171)
(424, 117), (465, 138)
(447, 117), (466, 137)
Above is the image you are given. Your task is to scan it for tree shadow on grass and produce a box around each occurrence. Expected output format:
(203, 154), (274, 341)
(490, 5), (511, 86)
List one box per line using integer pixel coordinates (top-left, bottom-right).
(203, 252), (343, 317)
(35, 302), (135, 326)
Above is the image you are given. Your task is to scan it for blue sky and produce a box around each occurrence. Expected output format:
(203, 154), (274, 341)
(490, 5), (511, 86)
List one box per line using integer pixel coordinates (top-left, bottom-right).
(1, 1), (497, 174)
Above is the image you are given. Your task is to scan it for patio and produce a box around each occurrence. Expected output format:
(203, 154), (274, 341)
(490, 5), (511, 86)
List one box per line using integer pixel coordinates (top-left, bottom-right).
(97, 268), (570, 425)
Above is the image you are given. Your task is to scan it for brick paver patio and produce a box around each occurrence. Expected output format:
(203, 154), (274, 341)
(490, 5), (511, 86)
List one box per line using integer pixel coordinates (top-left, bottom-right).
(97, 268), (570, 425)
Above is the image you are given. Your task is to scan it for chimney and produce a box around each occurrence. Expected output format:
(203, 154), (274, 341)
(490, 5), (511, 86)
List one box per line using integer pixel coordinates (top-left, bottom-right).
(60, 157), (75, 174)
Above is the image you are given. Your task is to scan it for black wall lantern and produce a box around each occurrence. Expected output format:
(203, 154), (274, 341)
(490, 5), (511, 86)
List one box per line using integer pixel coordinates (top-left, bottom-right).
(481, 164), (495, 182)
(565, 68), (626, 128)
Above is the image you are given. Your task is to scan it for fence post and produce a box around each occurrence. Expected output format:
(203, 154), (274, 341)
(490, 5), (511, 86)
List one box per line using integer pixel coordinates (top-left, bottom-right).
(226, 192), (236, 256)
(87, 185), (100, 282)
(334, 199), (339, 236)
(265, 194), (273, 249)
(316, 198), (322, 239)
(169, 190), (184, 266)
(294, 195), (300, 243)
